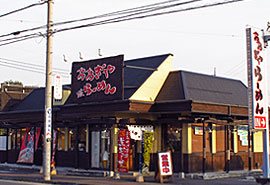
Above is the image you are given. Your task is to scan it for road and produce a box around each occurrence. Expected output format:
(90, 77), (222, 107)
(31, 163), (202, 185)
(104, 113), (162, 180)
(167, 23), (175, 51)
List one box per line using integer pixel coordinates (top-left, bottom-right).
(0, 179), (54, 185)
(0, 176), (262, 185)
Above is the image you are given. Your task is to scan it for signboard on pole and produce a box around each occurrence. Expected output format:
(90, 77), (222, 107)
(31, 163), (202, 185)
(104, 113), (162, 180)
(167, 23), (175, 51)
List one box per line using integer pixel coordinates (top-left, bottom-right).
(246, 27), (268, 129)
(54, 74), (62, 100)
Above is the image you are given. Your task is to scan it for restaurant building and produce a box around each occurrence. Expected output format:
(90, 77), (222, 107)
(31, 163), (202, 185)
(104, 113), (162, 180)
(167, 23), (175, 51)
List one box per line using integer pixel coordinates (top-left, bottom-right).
(0, 54), (265, 174)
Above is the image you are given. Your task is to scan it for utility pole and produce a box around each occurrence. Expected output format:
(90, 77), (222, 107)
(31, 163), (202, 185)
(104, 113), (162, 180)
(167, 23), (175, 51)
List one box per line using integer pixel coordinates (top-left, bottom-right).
(262, 26), (270, 179)
(43, 0), (53, 181)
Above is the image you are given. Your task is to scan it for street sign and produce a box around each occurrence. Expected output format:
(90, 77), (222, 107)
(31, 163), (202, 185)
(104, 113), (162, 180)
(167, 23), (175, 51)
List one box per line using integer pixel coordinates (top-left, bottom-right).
(54, 74), (62, 100)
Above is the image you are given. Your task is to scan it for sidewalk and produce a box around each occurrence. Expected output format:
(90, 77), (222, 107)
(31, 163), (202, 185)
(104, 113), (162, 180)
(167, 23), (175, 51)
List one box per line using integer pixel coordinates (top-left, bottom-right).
(0, 163), (262, 185)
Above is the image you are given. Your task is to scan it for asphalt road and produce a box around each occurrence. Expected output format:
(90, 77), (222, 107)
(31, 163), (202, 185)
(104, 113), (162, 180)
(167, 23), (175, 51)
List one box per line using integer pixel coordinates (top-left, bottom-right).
(0, 179), (54, 185)
(0, 176), (262, 185)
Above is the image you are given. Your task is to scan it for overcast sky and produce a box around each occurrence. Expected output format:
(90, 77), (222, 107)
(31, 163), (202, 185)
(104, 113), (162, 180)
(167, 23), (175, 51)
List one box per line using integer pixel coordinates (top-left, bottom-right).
(0, 0), (269, 87)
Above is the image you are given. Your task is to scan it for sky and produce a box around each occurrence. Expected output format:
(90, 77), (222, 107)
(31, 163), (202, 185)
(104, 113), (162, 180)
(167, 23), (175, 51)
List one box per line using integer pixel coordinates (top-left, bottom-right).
(0, 0), (270, 87)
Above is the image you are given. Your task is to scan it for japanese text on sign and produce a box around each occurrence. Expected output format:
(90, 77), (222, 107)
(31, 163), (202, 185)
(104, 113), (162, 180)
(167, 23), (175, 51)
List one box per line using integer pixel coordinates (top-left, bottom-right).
(71, 55), (123, 103)
(76, 64), (116, 98)
(247, 28), (268, 129)
(118, 129), (130, 173)
(158, 151), (173, 176)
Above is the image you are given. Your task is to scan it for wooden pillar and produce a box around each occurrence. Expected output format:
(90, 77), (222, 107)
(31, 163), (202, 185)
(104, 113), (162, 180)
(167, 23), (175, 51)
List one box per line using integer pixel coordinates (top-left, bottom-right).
(15, 128), (18, 151)
(202, 120), (206, 174)
(74, 126), (79, 169)
(33, 127), (36, 165)
(88, 125), (92, 169)
(112, 122), (119, 178)
(64, 127), (68, 151)
(225, 125), (231, 173)
(5, 128), (8, 163)
(86, 124), (89, 153)
(248, 126), (252, 171)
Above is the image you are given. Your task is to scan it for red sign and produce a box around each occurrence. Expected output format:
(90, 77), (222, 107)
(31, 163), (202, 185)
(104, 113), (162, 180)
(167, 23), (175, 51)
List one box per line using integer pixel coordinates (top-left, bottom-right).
(70, 55), (124, 103)
(117, 129), (130, 173)
(254, 116), (266, 129)
(17, 127), (41, 163)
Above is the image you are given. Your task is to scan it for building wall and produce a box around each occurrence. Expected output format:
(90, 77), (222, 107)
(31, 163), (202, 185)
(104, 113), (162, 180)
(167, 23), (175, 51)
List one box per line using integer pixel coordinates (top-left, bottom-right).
(0, 83), (35, 110)
(182, 122), (260, 173)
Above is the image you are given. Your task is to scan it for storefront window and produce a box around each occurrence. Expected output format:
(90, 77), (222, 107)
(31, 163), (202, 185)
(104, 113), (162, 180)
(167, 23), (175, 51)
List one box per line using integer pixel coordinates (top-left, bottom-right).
(8, 129), (16, 150)
(68, 128), (76, 151)
(78, 126), (86, 152)
(57, 128), (66, 151)
(16, 129), (21, 150)
(0, 129), (7, 136)
(166, 126), (181, 152)
(91, 129), (110, 169)
(0, 128), (7, 151)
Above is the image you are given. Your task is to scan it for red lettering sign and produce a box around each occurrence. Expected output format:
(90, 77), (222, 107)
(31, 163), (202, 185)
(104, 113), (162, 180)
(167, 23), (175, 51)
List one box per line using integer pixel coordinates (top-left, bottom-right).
(71, 55), (123, 103)
(254, 116), (266, 129)
(118, 129), (130, 173)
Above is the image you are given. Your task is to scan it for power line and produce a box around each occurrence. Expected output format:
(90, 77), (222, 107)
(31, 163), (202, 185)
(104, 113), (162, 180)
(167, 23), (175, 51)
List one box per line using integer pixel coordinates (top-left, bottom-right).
(0, 0), (191, 39)
(55, 0), (245, 34)
(53, 0), (193, 27)
(0, 1), (46, 18)
(0, 57), (69, 72)
(0, 0), (247, 47)
(0, 59), (70, 77)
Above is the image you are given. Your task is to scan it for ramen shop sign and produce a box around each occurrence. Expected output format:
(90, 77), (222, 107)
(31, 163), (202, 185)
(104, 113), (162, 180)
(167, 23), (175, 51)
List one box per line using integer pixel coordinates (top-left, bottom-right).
(246, 28), (268, 129)
(71, 55), (124, 103)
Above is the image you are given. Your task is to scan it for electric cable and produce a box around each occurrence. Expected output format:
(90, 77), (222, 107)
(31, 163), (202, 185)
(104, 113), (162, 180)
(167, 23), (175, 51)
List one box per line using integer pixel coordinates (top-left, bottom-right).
(0, 57), (69, 72)
(0, 1), (46, 18)
(0, 0), (247, 47)
(55, 0), (245, 34)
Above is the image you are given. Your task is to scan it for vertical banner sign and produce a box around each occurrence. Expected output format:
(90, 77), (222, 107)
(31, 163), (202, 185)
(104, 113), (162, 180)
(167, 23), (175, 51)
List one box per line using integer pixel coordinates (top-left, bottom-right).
(51, 130), (57, 167)
(246, 27), (268, 129)
(45, 108), (52, 140)
(71, 55), (124, 103)
(142, 131), (154, 175)
(54, 74), (62, 100)
(17, 127), (41, 163)
(158, 151), (173, 176)
(118, 129), (130, 172)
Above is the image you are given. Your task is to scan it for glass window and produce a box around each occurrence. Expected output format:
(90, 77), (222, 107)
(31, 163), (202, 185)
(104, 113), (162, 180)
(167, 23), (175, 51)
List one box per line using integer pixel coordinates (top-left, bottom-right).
(68, 128), (76, 151)
(0, 129), (7, 136)
(57, 128), (66, 151)
(166, 125), (181, 152)
(78, 126), (86, 152)
(16, 129), (21, 150)
(8, 129), (16, 150)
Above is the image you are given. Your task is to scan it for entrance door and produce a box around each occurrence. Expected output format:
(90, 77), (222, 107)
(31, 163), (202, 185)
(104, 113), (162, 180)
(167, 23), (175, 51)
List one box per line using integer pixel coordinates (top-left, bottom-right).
(91, 129), (110, 169)
(165, 124), (182, 172)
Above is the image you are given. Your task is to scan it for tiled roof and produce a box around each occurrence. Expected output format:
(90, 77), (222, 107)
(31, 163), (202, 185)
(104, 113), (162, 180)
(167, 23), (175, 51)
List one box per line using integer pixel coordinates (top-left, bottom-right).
(13, 88), (45, 111)
(5, 54), (171, 111)
(156, 70), (248, 106)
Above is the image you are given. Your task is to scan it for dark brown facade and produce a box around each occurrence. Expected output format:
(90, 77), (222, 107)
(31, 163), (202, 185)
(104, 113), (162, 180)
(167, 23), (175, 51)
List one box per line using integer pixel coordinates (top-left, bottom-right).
(0, 54), (264, 175)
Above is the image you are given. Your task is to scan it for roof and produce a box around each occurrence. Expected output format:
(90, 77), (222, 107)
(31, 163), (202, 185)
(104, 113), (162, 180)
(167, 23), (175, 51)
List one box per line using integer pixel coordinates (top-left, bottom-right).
(8, 85), (71, 112)
(156, 70), (248, 106)
(4, 54), (171, 112)
(12, 88), (45, 111)
(124, 54), (172, 99)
